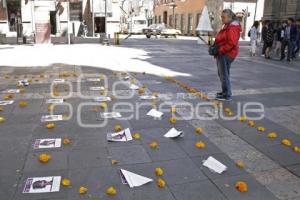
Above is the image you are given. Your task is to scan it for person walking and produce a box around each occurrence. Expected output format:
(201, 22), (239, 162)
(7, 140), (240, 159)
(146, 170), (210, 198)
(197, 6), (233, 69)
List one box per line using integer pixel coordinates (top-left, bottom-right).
(264, 22), (274, 59)
(261, 21), (268, 56)
(250, 21), (259, 56)
(281, 18), (298, 61)
(274, 22), (285, 57)
(213, 9), (241, 101)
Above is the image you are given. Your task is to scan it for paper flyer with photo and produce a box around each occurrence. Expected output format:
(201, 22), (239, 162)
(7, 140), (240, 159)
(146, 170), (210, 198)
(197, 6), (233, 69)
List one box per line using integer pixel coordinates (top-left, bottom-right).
(18, 80), (29, 86)
(0, 100), (14, 105)
(89, 86), (105, 91)
(46, 99), (64, 104)
(33, 138), (62, 149)
(22, 176), (61, 193)
(41, 115), (63, 122)
(107, 128), (133, 142)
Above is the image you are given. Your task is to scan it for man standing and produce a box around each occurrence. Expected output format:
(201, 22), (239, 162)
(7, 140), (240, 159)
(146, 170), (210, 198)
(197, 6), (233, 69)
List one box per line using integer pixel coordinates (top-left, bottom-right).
(294, 19), (300, 57)
(281, 18), (298, 61)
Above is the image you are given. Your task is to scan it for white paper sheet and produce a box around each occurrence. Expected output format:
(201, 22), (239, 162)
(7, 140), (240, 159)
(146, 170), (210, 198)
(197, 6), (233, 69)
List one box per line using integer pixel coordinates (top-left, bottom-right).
(46, 99), (64, 104)
(0, 100), (14, 105)
(140, 95), (156, 100)
(164, 128), (184, 138)
(120, 169), (153, 188)
(87, 78), (101, 82)
(100, 112), (122, 119)
(90, 86), (105, 91)
(53, 79), (65, 83)
(34, 138), (62, 149)
(2, 89), (20, 94)
(41, 115), (63, 122)
(202, 156), (227, 174)
(107, 128), (132, 142)
(146, 109), (163, 118)
(22, 176), (61, 193)
(94, 96), (111, 102)
(129, 84), (139, 90)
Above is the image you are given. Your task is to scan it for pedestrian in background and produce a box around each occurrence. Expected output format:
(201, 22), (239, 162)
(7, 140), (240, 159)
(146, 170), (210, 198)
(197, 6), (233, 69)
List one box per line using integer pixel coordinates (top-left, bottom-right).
(294, 19), (300, 57)
(214, 9), (241, 101)
(250, 21), (259, 56)
(274, 21), (286, 57)
(281, 18), (298, 62)
(261, 21), (268, 56)
(264, 21), (274, 59)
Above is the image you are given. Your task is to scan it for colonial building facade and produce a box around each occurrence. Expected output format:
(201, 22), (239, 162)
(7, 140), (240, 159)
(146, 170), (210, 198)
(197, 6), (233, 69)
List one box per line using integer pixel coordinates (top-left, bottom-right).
(263, 0), (300, 21)
(0, 0), (121, 43)
(153, 0), (263, 36)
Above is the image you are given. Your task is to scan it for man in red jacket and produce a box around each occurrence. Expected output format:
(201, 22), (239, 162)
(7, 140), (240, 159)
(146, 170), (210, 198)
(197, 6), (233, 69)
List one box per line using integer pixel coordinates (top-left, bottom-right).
(214, 9), (241, 101)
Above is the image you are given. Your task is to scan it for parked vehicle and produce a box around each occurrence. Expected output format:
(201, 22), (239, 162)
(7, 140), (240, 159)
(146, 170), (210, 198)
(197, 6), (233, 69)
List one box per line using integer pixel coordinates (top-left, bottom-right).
(142, 24), (181, 38)
(129, 16), (148, 34)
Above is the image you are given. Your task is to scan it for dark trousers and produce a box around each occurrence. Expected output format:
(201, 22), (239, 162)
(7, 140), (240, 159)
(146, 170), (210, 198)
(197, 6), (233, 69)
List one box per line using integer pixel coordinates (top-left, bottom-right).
(262, 42), (267, 55)
(217, 55), (233, 97)
(282, 40), (297, 60)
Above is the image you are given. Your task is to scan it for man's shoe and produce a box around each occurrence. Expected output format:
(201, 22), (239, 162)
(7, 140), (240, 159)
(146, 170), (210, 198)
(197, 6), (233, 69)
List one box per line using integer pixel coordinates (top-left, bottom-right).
(215, 96), (232, 102)
(216, 92), (224, 98)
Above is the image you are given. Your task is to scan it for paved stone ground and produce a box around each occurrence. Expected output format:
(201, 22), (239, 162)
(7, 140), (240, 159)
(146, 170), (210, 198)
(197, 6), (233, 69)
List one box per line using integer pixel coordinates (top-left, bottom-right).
(0, 38), (300, 200)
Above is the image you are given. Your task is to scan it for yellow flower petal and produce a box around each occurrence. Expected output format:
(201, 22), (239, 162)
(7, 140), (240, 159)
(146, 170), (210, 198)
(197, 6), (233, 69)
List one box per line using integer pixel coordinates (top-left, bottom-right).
(281, 139), (292, 147)
(61, 178), (71, 187)
(114, 124), (122, 132)
(133, 133), (141, 140)
(156, 178), (166, 188)
(63, 138), (71, 145)
(171, 106), (176, 113)
(0, 106), (3, 112)
(78, 186), (88, 194)
(195, 141), (206, 149)
(235, 181), (248, 192)
(0, 117), (6, 124)
(19, 101), (28, 108)
(149, 141), (158, 149)
(248, 120), (255, 127)
(169, 117), (177, 124)
(39, 153), (51, 163)
(100, 102), (107, 109)
(267, 132), (277, 139)
(155, 167), (164, 176)
(236, 160), (245, 168)
(106, 186), (117, 195)
(195, 127), (203, 134)
(257, 126), (266, 132)
(293, 146), (300, 153)
(111, 159), (118, 165)
(239, 116), (247, 122)
(138, 87), (145, 95)
(46, 123), (55, 129)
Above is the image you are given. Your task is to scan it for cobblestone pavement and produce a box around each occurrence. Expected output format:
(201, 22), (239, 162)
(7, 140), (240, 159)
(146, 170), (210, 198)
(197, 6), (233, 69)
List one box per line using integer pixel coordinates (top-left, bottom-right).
(0, 38), (300, 200)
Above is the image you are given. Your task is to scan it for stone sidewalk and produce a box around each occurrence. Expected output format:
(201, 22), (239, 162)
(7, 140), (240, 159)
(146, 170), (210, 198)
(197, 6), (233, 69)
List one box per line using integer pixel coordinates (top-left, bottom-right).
(1, 39), (300, 200)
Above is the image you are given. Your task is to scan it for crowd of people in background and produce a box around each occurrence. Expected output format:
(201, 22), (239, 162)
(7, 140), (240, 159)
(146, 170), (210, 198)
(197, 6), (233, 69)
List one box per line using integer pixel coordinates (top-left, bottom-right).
(249, 18), (300, 62)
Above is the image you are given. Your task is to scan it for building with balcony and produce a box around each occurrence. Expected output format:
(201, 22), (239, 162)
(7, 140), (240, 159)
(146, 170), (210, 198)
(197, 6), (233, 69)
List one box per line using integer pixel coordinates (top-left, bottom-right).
(263, 0), (300, 21)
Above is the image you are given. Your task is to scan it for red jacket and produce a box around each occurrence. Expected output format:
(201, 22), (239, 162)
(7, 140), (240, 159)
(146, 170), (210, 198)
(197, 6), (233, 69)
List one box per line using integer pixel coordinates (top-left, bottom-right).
(215, 20), (241, 60)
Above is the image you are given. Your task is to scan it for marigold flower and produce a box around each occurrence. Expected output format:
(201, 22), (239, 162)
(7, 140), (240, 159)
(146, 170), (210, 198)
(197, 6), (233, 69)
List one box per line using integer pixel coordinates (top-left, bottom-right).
(106, 186), (117, 195)
(169, 117), (177, 124)
(195, 141), (206, 149)
(132, 133), (141, 140)
(149, 141), (158, 149)
(156, 178), (166, 188)
(78, 186), (88, 194)
(46, 123), (55, 129)
(39, 153), (51, 163)
(155, 167), (164, 176)
(267, 132), (277, 139)
(195, 127), (203, 134)
(61, 178), (71, 187)
(281, 139), (292, 147)
(114, 124), (122, 132)
(235, 181), (248, 192)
